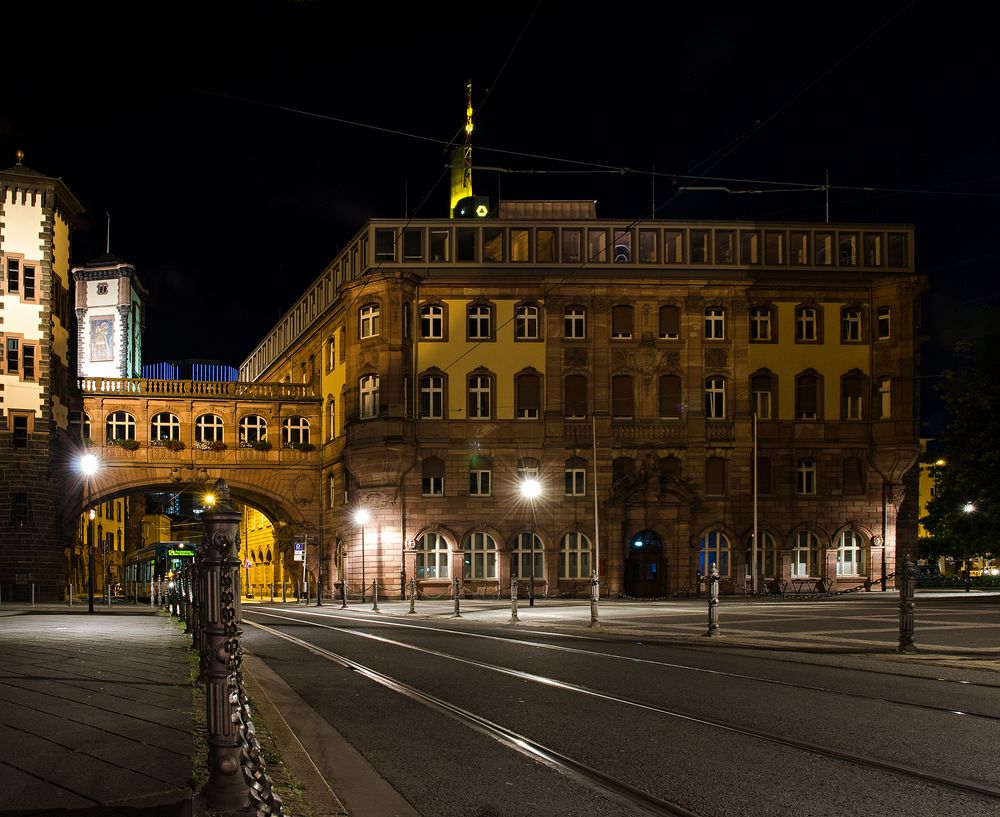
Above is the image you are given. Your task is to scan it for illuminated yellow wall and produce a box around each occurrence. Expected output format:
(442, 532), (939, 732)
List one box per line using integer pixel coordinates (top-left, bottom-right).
(747, 302), (870, 419)
(241, 505), (280, 594)
(142, 513), (173, 544)
(417, 299), (546, 419)
(321, 322), (347, 440)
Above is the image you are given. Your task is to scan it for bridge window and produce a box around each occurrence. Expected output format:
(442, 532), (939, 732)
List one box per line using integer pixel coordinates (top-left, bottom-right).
(511, 532), (543, 579)
(239, 415), (268, 444)
(195, 413), (224, 443)
(415, 532), (450, 580)
(559, 532), (592, 579)
(106, 411), (136, 442)
(150, 412), (180, 441)
(69, 411), (91, 441)
(463, 532), (498, 580)
(282, 416), (310, 446)
(698, 530), (731, 577)
(792, 530), (822, 577)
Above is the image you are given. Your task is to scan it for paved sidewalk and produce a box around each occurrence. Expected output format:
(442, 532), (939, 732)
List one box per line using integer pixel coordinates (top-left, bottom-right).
(0, 607), (196, 816)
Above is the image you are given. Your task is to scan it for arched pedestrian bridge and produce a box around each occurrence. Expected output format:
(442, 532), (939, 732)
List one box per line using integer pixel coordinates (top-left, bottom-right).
(78, 377), (323, 537)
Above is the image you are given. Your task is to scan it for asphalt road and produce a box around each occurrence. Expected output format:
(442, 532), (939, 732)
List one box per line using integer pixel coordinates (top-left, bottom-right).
(241, 595), (1000, 817)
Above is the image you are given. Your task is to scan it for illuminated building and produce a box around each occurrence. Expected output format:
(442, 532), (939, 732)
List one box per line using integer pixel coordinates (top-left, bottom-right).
(0, 153), (83, 600)
(240, 208), (926, 596)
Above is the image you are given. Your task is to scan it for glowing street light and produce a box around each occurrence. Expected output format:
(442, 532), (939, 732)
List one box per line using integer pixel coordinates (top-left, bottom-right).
(520, 478), (541, 607)
(963, 502), (976, 514)
(79, 454), (100, 613)
(354, 508), (370, 603)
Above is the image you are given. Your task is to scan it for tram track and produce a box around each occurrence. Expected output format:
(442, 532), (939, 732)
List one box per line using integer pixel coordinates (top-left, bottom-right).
(248, 606), (1000, 719)
(244, 609), (1000, 807)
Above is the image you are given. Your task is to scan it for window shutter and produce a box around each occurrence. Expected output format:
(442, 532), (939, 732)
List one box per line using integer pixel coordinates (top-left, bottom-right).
(659, 305), (680, 337)
(658, 375), (681, 417)
(612, 305), (633, 336)
(565, 375), (587, 417)
(797, 376), (818, 417)
(517, 374), (540, 413)
(706, 457), (727, 494)
(612, 375), (634, 417)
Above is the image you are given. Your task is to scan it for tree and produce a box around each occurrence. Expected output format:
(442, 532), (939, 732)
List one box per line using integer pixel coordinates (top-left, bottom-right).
(921, 342), (1000, 571)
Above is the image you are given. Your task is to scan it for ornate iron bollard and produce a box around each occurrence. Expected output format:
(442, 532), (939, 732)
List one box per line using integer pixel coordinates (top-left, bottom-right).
(451, 577), (462, 618)
(705, 563), (721, 637)
(509, 577), (519, 624)
(199, 479), (283, 815)
(897, 554), (918, 653)
(589, 571), (600, 628)
(408, 578), (416, 614)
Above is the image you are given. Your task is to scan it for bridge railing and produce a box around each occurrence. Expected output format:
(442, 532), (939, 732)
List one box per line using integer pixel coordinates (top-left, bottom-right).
(78, 377), (318, 400)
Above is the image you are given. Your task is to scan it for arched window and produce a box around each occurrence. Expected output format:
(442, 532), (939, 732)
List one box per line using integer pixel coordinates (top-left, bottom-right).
(468, 373), (492, 419)
(746, 531), (777, 579)
(792, 531), (822, 577)
(514, 304), (539, 340)
(463, 532), (498, 579)
(420, 304), (444, 339)
(195, 413), (224, 443)
(282, 416), (310, 446)
(419, 373), (445, 419)
(239, 415), (268, 444)
(467, 304), (492, 340)
(559, 532), (592, 579)
(106, 411), (136, 441)
(837, 530), (866, 576)
(795, 305), (820, 342)
(150, 412), (180, 441)
(415, 532), (450, 579)
(327, 398), (336, 441)
(751, 372), (774, 419)
(511, 532), (543, 579)
(699, 530), (730, 577)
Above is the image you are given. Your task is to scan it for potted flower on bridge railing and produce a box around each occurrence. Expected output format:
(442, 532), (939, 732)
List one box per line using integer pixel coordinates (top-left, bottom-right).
(239, 438), (273, 451)
(194, 440), (228, 452)
(151, 439), (186, 452)
(108, 438), (142, 451)
(284, 441), (316, 452)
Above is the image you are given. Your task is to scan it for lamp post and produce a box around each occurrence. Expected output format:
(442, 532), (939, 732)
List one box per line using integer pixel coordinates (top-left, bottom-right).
(520, 478), (541, 607)
(355, 508), (369, 603)
(316, 533), (324, 607)
(80, 454), (99, 614)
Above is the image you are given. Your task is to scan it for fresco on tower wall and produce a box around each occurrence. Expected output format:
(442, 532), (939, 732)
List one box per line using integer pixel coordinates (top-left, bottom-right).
(90, 316), (114, 362)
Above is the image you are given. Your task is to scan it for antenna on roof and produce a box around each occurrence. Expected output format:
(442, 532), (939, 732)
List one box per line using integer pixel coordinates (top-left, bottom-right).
(106, 212), (111, 254)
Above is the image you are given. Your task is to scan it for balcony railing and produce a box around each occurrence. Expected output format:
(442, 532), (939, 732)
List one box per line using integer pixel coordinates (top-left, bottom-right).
(79, 377), (318, 400)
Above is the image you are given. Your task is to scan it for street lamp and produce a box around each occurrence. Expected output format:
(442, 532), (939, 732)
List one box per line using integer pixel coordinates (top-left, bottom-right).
(963, 502), (976, 514)
(354, 508), (369, 603)
(520, 478), (541, 607)
(80, 454), (99, 614)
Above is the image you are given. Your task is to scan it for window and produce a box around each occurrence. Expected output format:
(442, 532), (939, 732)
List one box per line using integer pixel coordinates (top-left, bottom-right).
(12, 415), (28, 449)
(23, 266), (35, 300)
(403, 229), (423, 261)
(564, 374), (587, 418)
(483, 228), (504, 262)
(764, 231), (784, 265)
(705, 377), (726, 419)
(887, 233), (908, 267)
(456, 228), (476, 261)
(6, 338), (19, 375)
(750, 306), (772, 341)
(756, 457), (773, 494)
(877, 306), (892, 340)
(789, 232), (809, 265)
(565, 458), (586, 496)
(796, 458), (817, 495)
(795, 306), (819, 342)
(517, 458), (540, 482)
(561, 229), (582, 262)
(430, 230), (449, 261)
(194, 414), (224, 443)
(796, 373), (819, 419)
(422, 457), (444, 496)
(842, 374), (863, 420)
(746, 531), (777, 579)
(706, 457), (727, 495)
(511, 532), (543, 579)
(841, 308), (862, 342)
(327, 399), (336, 441)
(564, 306), (586, 339)
(792, 531), (822, 577)
(663, 230), (684, 262)
(22, 345), (35, 380)
(515, 371), (541, 419)
(239, 415), (267, 444)
(559, 532), (592, 579)
(359, 304), (381, 339)
(740, 230), (761, 264)
(839, 233), (858, 266)
(843, 457), (865, 495)
(837, 530), (866, 576)
(613, 229), (631, 263)
(638, 230), (658, 263)
(611, 305), (633, 338)
(415, 532), (450, 579)
(468, 374), (492, 419)
(698, 530), (731, 577)
(282, 416), (310, 446)
(511, 229), (529, 262)
(419, 374), (444, 419)
(751, 373), (774, 419)
(360, 374), (380, 419)
(715, 230), (736, 264)
(537, 229), (556, 262)
(877, 377), (892, 419)
(7, 259), (19, 293)
(106, 411), (136, 441)
(611, 375), (634, 418)
(469, 467), (491, 496)
(374, 228), (396, 261)
(151, 412), (180, 440)
(463, 532), (498, 579)
(658, 305), (680, 339)
(69, 411), (91, 441)
(420, 304), (444, 339)
(468, 304), (492, 340)
(515, 304), (539, 340)
(864, 233), (882, 266)
(588, 229), (607, 262)
(326, 336), (336, 371)
(704, 307), (725, 340)
(658, 375), (682, 418)
(328, 474), (336, 509)
(691, 230), (710, 263)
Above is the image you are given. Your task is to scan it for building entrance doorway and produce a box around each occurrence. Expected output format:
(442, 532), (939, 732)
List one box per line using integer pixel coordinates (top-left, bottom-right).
(624, 529), (666, 597)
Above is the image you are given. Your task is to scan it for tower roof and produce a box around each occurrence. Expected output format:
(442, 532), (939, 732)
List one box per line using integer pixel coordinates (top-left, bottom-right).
(0, 150), (84, 217)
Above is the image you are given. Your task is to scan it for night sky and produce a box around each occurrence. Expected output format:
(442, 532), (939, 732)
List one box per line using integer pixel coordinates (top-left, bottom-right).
(3, 2), (996, 434)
